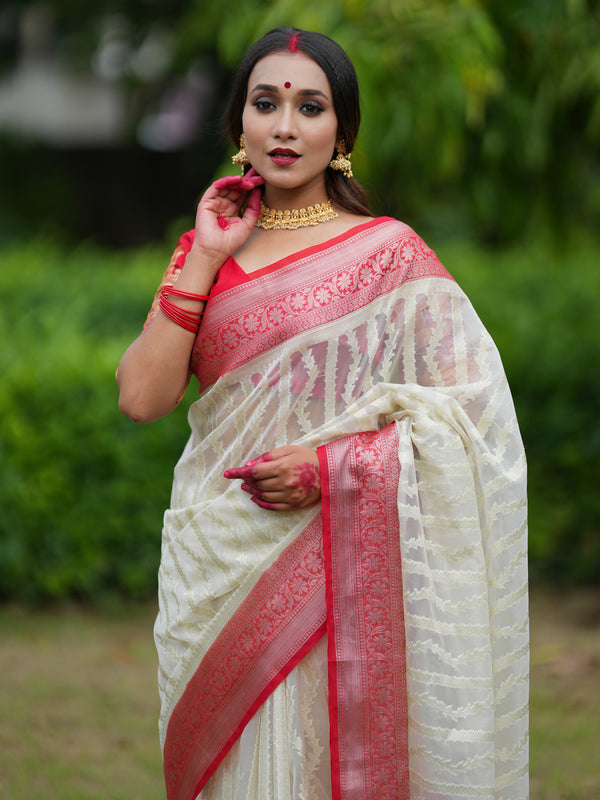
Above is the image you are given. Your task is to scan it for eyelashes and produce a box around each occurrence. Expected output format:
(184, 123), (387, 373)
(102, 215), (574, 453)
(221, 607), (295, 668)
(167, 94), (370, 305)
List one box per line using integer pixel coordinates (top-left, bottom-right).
(301, 102), (325, 115)
(252, 99), (325, 115)
(253, 100), (275, 112)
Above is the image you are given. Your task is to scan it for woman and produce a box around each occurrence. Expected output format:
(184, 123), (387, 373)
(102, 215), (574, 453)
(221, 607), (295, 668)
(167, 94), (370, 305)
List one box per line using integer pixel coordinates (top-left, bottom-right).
(117, 27), (529, 800)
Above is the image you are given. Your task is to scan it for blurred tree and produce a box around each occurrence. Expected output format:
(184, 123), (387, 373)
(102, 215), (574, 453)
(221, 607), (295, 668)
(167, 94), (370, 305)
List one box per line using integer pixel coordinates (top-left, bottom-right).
(172, 0), (600, 240)
(464, 0), (600, 241)
(1, 0), (599, 242)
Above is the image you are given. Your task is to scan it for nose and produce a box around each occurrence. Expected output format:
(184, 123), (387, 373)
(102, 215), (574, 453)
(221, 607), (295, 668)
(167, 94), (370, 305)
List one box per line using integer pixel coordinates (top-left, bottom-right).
(272, 103), (297, 141)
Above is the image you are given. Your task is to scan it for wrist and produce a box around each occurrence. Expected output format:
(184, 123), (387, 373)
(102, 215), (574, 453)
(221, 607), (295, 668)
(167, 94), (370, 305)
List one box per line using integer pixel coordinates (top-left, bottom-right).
(173, 246), (224, 295)
(187, 243), (228, 274)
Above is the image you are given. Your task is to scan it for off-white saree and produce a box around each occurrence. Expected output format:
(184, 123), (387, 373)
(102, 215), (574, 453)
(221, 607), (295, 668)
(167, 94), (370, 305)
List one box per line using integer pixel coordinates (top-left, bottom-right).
(150, 218), (529, 800)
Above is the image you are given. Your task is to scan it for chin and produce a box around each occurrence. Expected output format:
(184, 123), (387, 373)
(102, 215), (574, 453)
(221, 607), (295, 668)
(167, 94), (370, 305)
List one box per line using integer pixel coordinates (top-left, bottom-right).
(264, 170), (325, 193)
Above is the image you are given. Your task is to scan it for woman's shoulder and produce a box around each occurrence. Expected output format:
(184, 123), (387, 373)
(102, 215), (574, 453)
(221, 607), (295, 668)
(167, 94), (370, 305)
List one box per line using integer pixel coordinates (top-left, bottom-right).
(370, 215), (417, 237)
(351, 215), (427, 252)
(332, 213), (413, 240)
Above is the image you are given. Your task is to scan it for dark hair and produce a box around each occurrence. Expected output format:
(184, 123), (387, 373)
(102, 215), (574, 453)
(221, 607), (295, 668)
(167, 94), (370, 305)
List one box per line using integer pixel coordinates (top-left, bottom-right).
(223, 27), (372, 216)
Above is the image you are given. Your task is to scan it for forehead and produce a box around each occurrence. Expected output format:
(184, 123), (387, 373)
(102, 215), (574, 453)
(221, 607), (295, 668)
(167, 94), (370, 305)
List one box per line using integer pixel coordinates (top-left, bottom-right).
(247, 51), (331, 94)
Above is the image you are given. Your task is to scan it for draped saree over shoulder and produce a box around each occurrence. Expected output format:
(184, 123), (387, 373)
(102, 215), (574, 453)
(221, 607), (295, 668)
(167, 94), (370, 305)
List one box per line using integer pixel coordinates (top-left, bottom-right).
(151, 218), (529, 800)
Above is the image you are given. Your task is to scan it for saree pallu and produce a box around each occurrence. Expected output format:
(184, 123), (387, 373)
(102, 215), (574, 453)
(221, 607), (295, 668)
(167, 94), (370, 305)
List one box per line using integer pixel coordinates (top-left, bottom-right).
(152, 218), (529, 800)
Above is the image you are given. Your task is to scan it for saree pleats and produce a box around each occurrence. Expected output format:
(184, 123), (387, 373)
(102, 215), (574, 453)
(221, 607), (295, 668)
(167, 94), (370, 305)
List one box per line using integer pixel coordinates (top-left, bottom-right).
(153, 219), (528, 800)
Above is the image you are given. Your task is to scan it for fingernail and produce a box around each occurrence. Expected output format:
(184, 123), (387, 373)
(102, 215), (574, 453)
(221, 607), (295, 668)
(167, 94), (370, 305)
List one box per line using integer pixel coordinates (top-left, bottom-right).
(223, 470), (232, 478)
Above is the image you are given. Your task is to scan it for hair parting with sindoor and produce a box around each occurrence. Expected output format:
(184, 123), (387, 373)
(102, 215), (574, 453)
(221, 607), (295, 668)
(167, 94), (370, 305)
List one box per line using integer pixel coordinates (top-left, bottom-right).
(223, 26), (372, 217)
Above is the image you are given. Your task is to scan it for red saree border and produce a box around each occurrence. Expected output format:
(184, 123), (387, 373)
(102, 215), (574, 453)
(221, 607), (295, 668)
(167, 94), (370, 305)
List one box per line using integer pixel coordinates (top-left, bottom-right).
(191, 219), (454, 392)
(318, 423), (410, 800)
(211, 217), (393, 297)
(163, 514), (327, 800)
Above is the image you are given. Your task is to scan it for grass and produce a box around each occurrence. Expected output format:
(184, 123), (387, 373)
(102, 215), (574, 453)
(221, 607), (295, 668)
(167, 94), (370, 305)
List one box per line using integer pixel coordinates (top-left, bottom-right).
(529, 588), (600, 800)
(0, 602), (164, 800)
(0, 587), (599, 799)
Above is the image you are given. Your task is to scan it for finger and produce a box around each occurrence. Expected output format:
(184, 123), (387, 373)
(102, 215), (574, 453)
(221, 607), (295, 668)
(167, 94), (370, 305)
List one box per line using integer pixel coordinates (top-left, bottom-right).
(211, 173), (263, 195)
(249, 460), (320, 493)
(240, 173), (265, 190)
(224, 465), (254, 481)
(244, 451), (273, 467)
(225, 450), (276, 482)
(211, 174), (245, 192)
(250, 497), (290, 511)
(225, 465), (277, 485)
(251, 475), (280, 489)
(249, 445), (302, 463)
(240, 476), (286, 497)
(244, 187), (262, 220)
(241, 482), (263, 497)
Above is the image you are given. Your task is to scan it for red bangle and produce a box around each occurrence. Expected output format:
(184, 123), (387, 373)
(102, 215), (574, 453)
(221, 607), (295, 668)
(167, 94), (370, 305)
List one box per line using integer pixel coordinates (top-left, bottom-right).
(164, 286), (210, 302)
(159, 294), (203, 334)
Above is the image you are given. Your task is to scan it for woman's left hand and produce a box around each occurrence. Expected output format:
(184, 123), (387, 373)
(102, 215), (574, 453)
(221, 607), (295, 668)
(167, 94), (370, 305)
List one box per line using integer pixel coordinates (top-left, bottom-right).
(224, 446), (320, 511)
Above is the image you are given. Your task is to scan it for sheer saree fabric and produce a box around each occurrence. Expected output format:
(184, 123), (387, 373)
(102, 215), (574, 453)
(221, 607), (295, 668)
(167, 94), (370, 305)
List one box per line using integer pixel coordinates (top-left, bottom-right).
(151, 218), (529, 800)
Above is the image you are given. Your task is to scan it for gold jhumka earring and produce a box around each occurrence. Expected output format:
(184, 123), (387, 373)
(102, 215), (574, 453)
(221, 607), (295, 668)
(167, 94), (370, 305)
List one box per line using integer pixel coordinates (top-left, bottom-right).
(328, 140), (353, 178)
(231, 133), (250, 173)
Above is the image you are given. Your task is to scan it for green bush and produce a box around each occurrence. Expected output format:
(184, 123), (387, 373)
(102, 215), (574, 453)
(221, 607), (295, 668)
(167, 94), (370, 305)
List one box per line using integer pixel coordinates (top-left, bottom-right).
(1, 233), (598, 603)
(0, 239), (194, 603)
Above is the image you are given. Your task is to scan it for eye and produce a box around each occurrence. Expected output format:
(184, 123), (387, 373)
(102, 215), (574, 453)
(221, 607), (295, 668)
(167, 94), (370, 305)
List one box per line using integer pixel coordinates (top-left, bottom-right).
(300, 101), (324, 115)
(253, 99), (276, 112)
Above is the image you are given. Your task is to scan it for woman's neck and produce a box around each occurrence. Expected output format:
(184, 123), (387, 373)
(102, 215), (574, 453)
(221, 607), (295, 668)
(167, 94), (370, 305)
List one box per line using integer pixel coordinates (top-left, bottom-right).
(262, 180), (329, 211)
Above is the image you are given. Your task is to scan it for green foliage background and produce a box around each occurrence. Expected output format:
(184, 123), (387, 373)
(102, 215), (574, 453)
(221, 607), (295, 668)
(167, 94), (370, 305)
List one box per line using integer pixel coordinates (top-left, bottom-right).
(1, 233), (598, 603)
(2, 0), (598, 245)
(171, 0), (600, 241)
(186, 0), (600, 242)
(0, 242), (192, 602)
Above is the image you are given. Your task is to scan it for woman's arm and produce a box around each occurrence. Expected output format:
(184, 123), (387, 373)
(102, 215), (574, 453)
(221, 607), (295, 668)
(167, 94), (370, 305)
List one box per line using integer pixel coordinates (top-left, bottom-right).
(116, 246), (219, 423)
(117, 171), (264, 423)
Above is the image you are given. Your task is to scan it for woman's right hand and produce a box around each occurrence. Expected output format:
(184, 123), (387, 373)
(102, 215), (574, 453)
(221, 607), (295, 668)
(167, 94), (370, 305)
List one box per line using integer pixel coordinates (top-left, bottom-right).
(116, 168), (264, 424)
(192, 167), (264, 265)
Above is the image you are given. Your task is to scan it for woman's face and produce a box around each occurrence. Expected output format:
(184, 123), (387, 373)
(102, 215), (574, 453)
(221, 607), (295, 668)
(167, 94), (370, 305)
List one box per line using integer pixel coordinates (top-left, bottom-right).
(241, 51), (338, 201)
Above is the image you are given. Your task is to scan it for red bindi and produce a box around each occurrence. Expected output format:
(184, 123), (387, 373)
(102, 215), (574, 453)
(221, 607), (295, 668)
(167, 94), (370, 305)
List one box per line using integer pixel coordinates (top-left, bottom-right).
(284, 81), (291, 89)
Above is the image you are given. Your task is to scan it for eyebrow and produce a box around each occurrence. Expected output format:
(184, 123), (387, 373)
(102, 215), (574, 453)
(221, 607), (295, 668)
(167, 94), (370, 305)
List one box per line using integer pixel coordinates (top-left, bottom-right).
(249, 83), (329, 100)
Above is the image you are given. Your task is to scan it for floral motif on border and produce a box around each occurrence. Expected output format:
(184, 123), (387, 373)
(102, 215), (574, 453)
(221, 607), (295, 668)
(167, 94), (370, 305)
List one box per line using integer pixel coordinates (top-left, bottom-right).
(354, 427), (409, 800)
(323, 424), (409, 800)
(163, 515), (327, 800)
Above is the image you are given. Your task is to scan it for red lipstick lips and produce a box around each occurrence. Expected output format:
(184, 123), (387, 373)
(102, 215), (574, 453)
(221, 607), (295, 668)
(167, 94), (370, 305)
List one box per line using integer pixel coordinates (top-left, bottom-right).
(268, 148), (300, 165)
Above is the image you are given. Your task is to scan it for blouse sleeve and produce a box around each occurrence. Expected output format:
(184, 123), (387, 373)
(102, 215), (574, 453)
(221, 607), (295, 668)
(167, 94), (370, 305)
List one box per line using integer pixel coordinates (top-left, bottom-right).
(142, 229), (196, 331)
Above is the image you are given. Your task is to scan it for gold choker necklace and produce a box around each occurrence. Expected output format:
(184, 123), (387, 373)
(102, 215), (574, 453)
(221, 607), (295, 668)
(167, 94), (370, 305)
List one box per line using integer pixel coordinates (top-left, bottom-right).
(256, 199), (338, 230)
